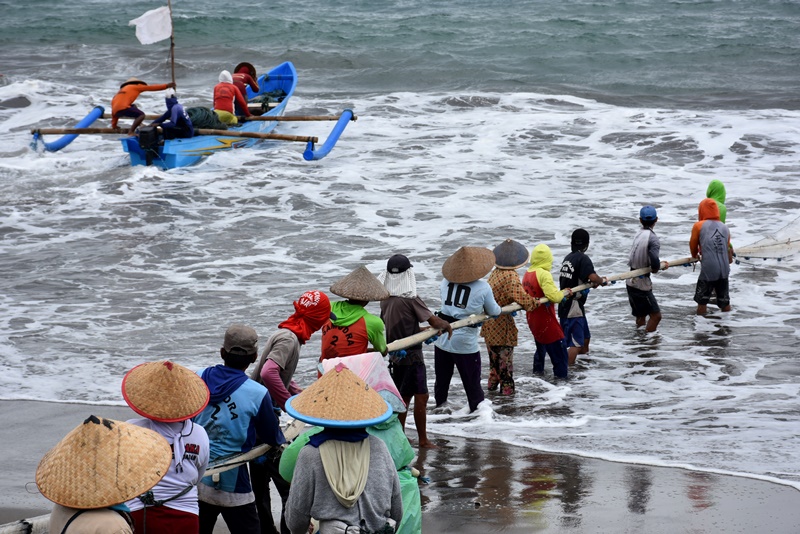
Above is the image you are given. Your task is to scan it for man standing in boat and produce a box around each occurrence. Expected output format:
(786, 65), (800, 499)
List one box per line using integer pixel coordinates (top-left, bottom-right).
(111, 77), (176, 135)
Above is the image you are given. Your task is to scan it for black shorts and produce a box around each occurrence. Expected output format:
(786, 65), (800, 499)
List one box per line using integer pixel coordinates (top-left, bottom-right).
(694, 278), (730, 307)
(626, 285), (660, 317)
(390, 361), (428, 397)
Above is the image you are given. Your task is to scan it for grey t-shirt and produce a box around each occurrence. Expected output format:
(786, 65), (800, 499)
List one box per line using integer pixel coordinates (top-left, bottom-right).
(380, 296), (434, 364)
(262, 328), (301, 387)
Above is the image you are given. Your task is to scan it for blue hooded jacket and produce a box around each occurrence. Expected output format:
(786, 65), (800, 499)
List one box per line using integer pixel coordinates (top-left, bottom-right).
(194, 364), (285, 493)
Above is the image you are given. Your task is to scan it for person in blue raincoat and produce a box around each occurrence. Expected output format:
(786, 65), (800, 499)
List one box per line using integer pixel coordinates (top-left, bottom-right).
(150, 90), (194, 140)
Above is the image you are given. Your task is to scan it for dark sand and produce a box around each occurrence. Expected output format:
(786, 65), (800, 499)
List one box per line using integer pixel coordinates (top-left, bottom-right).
(3, 400), (800, 533)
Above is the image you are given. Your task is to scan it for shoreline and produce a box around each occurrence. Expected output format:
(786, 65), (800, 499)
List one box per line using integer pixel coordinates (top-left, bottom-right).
(4, 399), (800, 533)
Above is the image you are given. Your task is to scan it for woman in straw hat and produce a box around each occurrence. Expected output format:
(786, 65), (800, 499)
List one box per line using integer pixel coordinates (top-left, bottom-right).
(248, 289), (335, 534)
(36, 415), (172, 534)
(433, 246), (502, 413)
(281, 353), (421, 534)
(321, 266), (390, 364)
(283, 363), (403, 534)
(481, 239), (539, 396)
(121, 360), (211, 533)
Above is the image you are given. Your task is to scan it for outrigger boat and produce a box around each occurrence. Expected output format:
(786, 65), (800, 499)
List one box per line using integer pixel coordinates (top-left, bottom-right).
(31, 61), (356, 169)
(119, 61), (353, 169)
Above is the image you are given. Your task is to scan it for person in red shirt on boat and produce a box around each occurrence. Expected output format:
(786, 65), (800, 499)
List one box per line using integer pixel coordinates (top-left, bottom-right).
(232, 62), (259, 116)
(111, 77), (175, 135)
(213, 70), (251, 126)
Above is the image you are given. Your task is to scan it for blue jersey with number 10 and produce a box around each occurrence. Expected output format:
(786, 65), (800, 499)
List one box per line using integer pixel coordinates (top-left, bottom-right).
(434, 278), (501, 354)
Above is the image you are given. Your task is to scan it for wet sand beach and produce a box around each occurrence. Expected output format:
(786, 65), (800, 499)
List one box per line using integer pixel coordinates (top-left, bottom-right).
(3, 400), (799, 533)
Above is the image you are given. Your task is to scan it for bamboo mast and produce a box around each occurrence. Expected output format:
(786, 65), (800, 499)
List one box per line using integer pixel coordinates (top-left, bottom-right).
(167, 0), (176, 87)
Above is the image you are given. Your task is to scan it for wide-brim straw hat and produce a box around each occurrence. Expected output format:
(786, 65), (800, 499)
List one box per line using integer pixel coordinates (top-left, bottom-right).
(441, 246), (496, 283)
(122, 360), (210, 422)
(234, 62), (257, 78)
(120, 77), (147, 88)
(330, 265), (390, 301)
(285, 363), (392, 428)
(36, 415), (171, 509)
(492, 239), (529, 269)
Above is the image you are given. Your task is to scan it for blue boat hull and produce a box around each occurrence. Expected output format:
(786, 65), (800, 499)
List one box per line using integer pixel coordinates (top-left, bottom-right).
(120, 62), (297, 169)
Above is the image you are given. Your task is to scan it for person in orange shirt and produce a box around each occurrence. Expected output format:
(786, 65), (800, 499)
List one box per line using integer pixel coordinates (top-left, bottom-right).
(111, 77), (175, 135)
(690, 198), (733, 315)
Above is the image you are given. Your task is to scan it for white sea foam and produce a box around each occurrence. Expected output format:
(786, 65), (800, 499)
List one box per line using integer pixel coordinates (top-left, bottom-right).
(1, 87), (799, 488)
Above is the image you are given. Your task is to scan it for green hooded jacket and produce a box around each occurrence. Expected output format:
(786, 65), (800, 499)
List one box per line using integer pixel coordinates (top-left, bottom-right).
(706, 179), (727, 223)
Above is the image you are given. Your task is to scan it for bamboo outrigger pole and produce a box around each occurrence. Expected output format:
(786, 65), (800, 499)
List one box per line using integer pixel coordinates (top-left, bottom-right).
(385, 256), (699, 353)
(30, 127), (318, 144)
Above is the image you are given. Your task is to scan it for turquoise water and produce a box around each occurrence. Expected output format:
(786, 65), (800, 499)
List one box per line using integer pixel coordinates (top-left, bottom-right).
(2, 0), (799, 107)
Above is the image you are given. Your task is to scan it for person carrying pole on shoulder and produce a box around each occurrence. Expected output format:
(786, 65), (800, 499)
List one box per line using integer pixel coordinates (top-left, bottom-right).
(626, 205), (667, 332)
(558, 229), (607, 366)
(248, 290), (335, 534)
(321, 266), (389, 365)
(434, 246), (502, 413)
(481, 239), (538, 395)
(194, 324), (286, 534)
(522, 244), (569, 379)
(690, 198), (733, 315)
(378, 253), (452, 448)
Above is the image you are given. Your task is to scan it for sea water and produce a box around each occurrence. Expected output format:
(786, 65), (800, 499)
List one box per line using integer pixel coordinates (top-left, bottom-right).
(1, 0), (800, 491)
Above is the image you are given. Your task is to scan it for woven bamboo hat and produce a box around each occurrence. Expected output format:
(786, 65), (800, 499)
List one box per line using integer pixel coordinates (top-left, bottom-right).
(330, 266), (390, 301)
(122, 360), (210, 423)
(120, 77), (146, 88)
(492, 239), (529, 270)
(234, 62), (257, 78)
(441, 246), (496, 283)
(36, 415), (171, 509)
(285, 363), (392, 428)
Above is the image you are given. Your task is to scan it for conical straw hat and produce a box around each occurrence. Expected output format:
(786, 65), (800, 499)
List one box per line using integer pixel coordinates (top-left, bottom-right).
(122, 360), (210, 422)
(492, 239), (529, 269)
(285, 363), (392, 428)
(120, 77), (146, 88)
(330, 266), (390, 301)
(36, 415), (171, 509)
(441, 246), (496, 283)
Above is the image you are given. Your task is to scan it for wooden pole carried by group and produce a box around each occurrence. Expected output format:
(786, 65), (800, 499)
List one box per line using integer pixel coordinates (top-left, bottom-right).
(385, 256), (698, 353)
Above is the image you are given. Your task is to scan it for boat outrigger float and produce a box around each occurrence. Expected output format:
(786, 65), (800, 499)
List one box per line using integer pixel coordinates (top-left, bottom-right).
(30, 61), (356, 169)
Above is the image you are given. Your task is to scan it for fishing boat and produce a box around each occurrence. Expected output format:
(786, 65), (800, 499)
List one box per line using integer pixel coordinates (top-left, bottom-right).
(121, 61), (298, 168)
(30, 2), (355, 169)
(120, 60), (343, 169)
(30, 61), (355, 169)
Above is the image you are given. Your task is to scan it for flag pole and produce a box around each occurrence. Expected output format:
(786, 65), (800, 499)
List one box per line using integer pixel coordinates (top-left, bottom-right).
(167, 0), (176, 87)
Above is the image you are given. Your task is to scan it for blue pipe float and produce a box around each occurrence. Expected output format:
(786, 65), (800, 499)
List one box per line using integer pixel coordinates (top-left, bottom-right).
(303, 109), (355, 161)
(31, 105), (105, 152)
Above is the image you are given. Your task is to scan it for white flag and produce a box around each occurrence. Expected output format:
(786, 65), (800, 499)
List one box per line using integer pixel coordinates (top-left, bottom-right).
(129, 6), (172, 45)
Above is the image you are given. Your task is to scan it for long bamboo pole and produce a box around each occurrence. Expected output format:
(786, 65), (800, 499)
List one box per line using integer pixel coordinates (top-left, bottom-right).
(31, 127), (317, 143)
(385, 256), (698, 353)
(101, 113), (354, 122)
